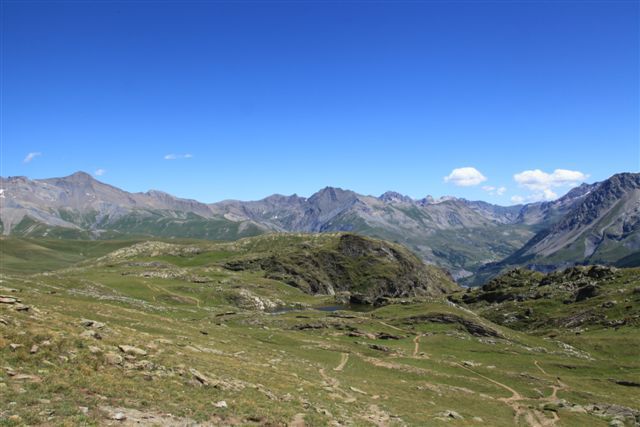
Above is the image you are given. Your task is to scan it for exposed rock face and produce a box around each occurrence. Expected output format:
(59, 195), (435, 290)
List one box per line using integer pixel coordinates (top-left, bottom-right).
(224, 233), (458, 301)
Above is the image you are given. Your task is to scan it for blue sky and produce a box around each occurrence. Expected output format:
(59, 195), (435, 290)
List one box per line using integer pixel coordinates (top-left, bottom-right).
(2, 1), (638, 204)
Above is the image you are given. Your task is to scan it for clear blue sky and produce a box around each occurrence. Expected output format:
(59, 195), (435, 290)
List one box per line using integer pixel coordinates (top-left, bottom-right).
(2, 0), (638, 204)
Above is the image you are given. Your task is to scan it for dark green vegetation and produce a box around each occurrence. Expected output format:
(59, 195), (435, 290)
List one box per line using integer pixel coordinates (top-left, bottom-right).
(1, 235), (638, 426)
(223, 233), (458, 300)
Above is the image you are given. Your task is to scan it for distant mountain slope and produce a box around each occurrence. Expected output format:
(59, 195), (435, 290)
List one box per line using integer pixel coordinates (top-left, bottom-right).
(210, 187), (539, 278)
(471, 173), (640, 284)
(512, 173), (640, 266)
(0, 172), (265, 240)
(3, 171), (636, 283)
(2, 173), (539, 277)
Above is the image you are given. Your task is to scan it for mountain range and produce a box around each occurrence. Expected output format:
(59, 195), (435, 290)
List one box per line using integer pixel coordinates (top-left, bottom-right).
(1, 171), (638, 284)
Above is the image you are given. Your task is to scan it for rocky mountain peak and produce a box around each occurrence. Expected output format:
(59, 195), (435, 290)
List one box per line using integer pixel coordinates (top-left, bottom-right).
(308, 187), (357, 204)
(379, 191), (414, 204)
(67, 171), (95, 182)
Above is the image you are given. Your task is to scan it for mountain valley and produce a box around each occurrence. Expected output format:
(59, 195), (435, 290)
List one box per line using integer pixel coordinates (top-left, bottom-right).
(2, 172), (638, 284)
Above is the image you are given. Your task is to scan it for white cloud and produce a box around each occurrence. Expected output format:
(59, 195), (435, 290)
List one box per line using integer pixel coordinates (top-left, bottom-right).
(482, 185), (507, 196)
(514, 169), (588, 191)
(444, 167), (487, 187)
(511, 189), (558, 204)
(512, 168), (587, 203)
(164, 153), (193, 160)
(23, 152), (42, 163)
(94, 168), (106, 176)
(540, 188), (558, 200)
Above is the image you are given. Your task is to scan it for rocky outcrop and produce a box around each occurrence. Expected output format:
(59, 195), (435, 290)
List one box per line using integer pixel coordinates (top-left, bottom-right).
(400, 313), (503, 338)
(224, 233), (458, 302)
(453, 265), (640, 332)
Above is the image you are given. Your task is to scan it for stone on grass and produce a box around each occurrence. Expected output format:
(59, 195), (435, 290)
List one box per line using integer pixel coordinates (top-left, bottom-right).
(118, 345), (147, 356)
(111, 412), (126, 421)
(104, 352), (123, 365)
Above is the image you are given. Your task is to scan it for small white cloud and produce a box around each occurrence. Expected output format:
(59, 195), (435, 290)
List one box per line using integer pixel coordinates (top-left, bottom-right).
(541, 188), (558, 200)
(514, 169), (588, 191)
(444, 167), (487, 187)
(94, 168), (106, 176)
(482, 185), (507, 196)
(513, 168), (587, 203)
(164, 153), (193, 160)
(23, 152), (42, 163)
(511, 189), (558, 204)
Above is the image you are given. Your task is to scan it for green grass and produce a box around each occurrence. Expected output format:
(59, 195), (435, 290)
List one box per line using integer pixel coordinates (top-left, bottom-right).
(1, 237), (638, 426)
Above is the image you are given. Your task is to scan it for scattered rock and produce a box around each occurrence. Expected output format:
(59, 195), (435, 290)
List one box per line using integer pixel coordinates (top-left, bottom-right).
(347, 330), (377, 340)
(189, 368), (212, 386)
(80, 330), (102, 340)
(100, 406), (199, 426)
(213, 400), (228, 408)
(80, 319), (106, 329)
(0, 296), (18, 304)
(292, 322), (328, 330)
(9, 343), (24, 351)
(403, 313), (502, 338)
(376, 332), (402, 340)
(12, 374), (42, 382)
(368, 344), (390, 352)
(118, 345), (147, 356)
(439, 410), (464, 420)
(111, 412), (127, 421)
(575, 284), (599, 302)
(30, 344), (39, 354)
(89, 346), (102, 354)
(104, 352), (123, 365)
